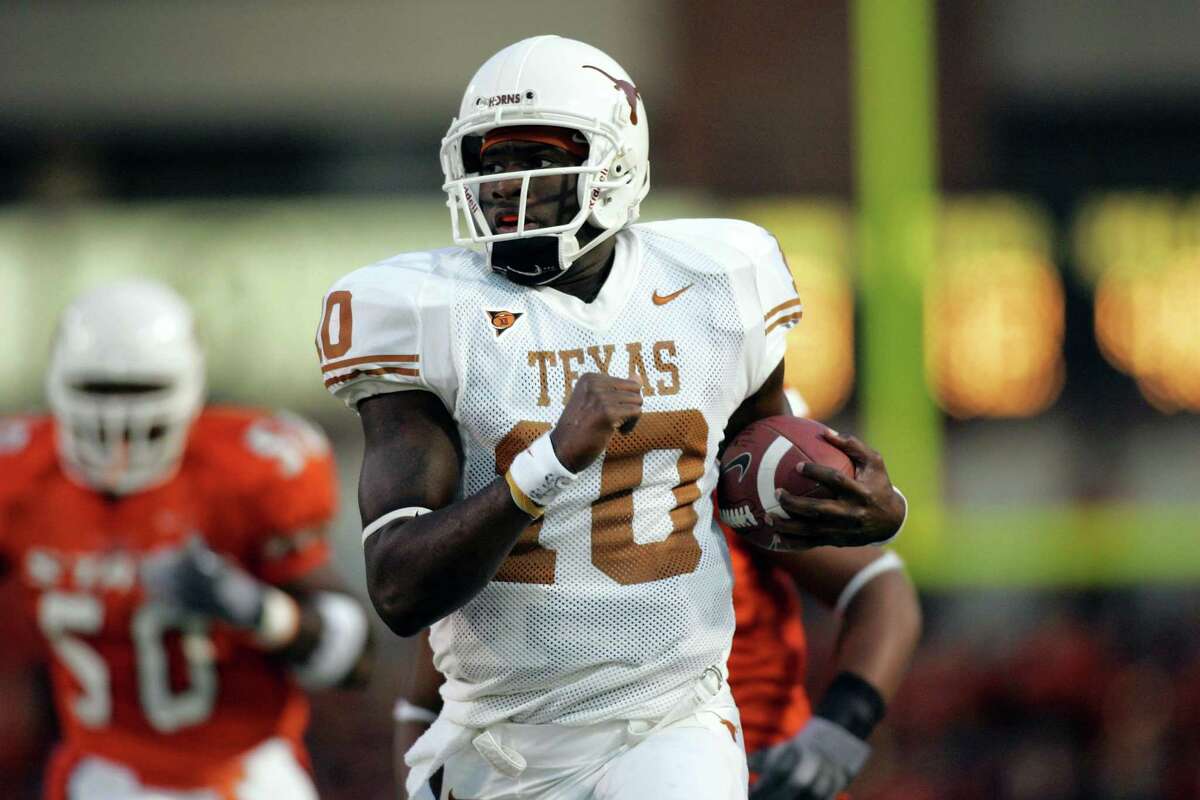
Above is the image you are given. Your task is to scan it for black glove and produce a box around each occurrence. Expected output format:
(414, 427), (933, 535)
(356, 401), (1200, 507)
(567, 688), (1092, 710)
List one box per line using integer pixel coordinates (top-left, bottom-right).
(141, 536), (267, 629)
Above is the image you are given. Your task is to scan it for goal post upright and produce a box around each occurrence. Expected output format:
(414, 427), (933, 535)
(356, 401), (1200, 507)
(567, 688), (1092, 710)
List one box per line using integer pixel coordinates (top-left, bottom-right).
(852, 0), (943, 566)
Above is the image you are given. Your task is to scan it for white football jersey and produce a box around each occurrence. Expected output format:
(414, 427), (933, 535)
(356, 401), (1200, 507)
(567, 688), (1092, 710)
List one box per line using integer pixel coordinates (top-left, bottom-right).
(319, 219), (801, 727)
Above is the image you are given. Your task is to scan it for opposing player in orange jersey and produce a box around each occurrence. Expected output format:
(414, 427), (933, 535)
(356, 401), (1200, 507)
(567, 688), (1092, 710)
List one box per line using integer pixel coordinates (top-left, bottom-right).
(729, 534), (920, 800)
(0, 280), (373, 799)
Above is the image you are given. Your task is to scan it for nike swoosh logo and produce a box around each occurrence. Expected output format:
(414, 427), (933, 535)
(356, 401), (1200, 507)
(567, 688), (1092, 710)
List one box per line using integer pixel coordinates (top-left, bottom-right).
(723, 452), (752, 482)
(652, 284), (693, 305)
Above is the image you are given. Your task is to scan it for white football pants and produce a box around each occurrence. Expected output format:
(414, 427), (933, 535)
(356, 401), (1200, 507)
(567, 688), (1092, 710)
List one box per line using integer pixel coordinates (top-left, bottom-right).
(420, 680), (748, 800)
(65, 738), (318, 800)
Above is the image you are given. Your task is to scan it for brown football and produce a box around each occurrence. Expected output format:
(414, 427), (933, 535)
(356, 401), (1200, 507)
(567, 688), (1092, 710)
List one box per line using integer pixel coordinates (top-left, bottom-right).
(717, 416), (854, 550)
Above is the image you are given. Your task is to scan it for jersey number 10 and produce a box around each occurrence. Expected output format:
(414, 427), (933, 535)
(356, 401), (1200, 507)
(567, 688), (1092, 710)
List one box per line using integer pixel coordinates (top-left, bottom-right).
(495, 409), (709, 586)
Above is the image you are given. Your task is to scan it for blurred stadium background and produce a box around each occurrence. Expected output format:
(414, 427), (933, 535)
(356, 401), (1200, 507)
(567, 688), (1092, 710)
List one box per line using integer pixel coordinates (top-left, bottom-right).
(2, 1), (1199, 797)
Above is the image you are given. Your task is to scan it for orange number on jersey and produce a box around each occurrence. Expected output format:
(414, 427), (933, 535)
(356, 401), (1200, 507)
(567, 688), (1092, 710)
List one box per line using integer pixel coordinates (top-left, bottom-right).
(320, 290), (353, 359)
(494, 409), (708, 586)
(590, 409), (707, 584)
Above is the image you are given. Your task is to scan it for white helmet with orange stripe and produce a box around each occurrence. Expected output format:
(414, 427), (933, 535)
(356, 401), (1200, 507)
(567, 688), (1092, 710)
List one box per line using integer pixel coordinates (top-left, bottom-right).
(46, 280), (205, 495)
(441, 35), (651, 285)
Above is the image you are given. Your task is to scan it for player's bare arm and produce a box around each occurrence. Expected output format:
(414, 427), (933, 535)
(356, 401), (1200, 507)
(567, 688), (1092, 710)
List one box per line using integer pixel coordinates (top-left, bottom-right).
(723, 362), (906, 546)
(770, 546), (921, 700)
(358, 372), (642, 636)
(749, 545), (920, 800)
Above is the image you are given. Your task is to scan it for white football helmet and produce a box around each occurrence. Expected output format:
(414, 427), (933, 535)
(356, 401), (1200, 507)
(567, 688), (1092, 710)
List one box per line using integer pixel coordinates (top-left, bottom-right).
(46, 280), (205, 495)
(441, 35), (651, 285)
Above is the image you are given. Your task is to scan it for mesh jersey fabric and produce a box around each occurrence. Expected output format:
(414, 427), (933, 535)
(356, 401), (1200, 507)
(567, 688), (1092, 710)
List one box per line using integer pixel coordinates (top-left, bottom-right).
(321, 218), (801, 727)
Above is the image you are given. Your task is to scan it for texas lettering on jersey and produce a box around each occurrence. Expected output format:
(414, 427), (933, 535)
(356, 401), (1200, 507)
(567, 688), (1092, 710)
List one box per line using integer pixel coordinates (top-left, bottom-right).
(319, 217), (801, 728)
(526, 340), (680, 406)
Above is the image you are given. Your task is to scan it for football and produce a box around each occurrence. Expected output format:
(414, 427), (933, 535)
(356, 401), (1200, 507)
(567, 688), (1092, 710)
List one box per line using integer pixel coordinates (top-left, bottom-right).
(717, 416), (854, 549)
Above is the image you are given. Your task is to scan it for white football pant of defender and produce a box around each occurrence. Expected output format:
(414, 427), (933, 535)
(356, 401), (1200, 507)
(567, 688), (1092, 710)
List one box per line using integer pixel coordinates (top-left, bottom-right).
(64, 740), (316, 800)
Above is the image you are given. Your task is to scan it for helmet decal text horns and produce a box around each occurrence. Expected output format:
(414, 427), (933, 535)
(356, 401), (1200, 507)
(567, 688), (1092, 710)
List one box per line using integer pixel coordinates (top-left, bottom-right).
(582, 65), (640, 125)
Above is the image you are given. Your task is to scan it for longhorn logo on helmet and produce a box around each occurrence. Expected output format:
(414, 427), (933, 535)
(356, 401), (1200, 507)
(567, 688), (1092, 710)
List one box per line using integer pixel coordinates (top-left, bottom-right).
(582, 65), (640, 124)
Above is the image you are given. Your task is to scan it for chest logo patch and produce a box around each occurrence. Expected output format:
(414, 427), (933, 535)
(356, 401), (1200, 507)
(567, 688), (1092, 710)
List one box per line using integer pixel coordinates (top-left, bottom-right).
(487, 309), (523, 337)
(652, 284), (692, 306)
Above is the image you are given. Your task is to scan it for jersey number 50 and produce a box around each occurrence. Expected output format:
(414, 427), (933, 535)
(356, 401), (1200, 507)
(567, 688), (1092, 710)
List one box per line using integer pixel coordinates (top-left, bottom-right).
(495, 409), (708, 586)
(39, 592), (217, 733)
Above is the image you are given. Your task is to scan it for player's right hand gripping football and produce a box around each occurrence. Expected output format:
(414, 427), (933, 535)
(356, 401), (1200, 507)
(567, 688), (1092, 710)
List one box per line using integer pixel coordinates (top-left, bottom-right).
(773, 431), (906, 546)
(748, 716), (870, 800)
(549, 373), (643, 472)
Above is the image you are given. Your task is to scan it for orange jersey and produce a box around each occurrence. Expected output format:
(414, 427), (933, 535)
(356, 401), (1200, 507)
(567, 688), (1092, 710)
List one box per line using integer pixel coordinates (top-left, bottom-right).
(725, 527), (811, 754)
(0, 408), (336, 793)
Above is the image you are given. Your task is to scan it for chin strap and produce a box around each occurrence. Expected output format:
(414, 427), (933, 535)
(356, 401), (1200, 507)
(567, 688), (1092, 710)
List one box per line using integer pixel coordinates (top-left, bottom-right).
(489, 235), (575, 286)
(489, 221), (623, 287)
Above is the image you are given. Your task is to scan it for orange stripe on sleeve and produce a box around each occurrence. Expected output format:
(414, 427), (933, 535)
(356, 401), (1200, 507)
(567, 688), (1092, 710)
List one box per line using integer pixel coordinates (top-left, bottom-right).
(324, 366), (420, 388)
(764, 312), (803, 335)
(762, 298), (802, 321)
(321, 354), (419, 373)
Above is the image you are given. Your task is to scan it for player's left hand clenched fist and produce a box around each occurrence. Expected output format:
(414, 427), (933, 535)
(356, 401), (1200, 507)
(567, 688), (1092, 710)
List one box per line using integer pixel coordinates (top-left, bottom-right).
(748, 716), (870, 800)
(773, 430), (905, 546)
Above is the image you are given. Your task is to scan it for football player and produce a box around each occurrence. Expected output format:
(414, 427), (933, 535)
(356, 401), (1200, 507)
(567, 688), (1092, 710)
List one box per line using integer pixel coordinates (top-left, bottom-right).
(0, 280), (372, 799)
(393, 541), (919, 800)
(318, 36), (906, 800)
(730, 541), (920, 800)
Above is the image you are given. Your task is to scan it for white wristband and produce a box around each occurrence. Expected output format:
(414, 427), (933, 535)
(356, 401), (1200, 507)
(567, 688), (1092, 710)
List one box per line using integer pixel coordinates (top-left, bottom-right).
(393, 698), (439, 725)
(835, 550), (906, 614)
(506, 431), (578, 516)
(292, 592), (370, 689)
